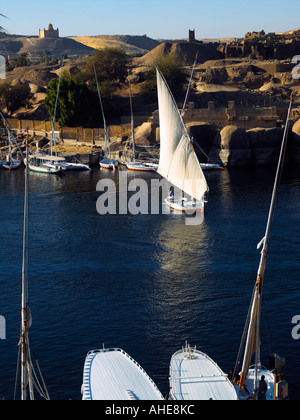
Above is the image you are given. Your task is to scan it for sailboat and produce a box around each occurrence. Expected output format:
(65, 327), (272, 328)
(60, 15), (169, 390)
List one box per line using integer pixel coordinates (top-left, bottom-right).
(25, 63), (66, 174)
(0, 111), (22, 170)
(231, 93), (294, 401)
(125, 80), (158, 172)
(16, 134), (49, 400)
(81, 347), (164, 400)
(93, 64), (118, 170)
(28, 61), (90, 173)
(169, 343), (237, 400)
(156, 65), (209, 213)
(26, 152), (65, 174)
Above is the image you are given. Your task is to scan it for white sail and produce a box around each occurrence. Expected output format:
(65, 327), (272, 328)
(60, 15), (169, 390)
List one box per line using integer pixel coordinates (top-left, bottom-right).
(156, 68), (207, 201)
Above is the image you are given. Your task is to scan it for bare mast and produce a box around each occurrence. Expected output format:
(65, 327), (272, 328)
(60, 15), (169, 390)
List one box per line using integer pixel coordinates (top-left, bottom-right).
(21, 131), (34, 400)
(236, 92), (294, 395)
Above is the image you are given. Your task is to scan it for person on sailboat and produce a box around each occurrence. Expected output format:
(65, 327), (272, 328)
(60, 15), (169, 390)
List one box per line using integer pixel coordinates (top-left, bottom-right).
(257, 375), (268, 400)
(170, 186), (174, 203)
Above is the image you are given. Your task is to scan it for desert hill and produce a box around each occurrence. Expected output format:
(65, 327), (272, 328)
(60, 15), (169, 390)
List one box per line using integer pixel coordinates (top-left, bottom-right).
(0, 32), (160, 59)
(69, 34), (160, 56)
(0, 34), (94, 59)
(1, 28), (300, 122)
(135, 42), (223, 66)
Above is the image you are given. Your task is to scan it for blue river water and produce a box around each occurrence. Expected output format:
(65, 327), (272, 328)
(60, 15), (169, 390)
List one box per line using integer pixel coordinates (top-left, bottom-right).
(0, 164), (299, 400)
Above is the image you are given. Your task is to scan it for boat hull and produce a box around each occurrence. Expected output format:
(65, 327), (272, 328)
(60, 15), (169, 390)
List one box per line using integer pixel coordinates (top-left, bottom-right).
(28, 163), (61, 174)
(125, 162), (158, 172)
(2, 160), (22, 170)
(100, 158), (119, 170)
(165, 196), (204, 213)
(169, 345), (237, 400)
(200, 163), (226, 170)
(59, 162), (91, 171)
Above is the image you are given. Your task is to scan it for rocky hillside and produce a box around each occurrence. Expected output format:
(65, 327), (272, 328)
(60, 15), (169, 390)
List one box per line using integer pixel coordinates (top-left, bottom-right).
(134, 42), (222, 66)
(1, 28), (300, 122)
(68, 35), (160, 56)
(0, 33), (160, 59)
(218, 29), (300, 60)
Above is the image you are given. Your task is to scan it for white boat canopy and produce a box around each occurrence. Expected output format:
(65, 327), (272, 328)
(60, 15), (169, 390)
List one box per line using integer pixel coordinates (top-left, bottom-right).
(29, 154), (65, 162)
(169, 345), (237, 400)
(82, 348), (164, 400)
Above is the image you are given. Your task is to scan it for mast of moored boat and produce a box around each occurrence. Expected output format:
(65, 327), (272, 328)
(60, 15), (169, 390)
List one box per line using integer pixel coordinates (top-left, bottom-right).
(20, 132), (34, 400)
(50, 58), (64, 157)
(128, 78), (135, 162)
(93, 63), (110, 159)
(235, 91), (294, 398)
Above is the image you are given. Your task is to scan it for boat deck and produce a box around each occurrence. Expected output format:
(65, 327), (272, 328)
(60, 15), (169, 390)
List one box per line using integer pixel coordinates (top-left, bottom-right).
(169, 346), (237, 400)
(82, 348), (164, 400)
(235, 368), (276, 400)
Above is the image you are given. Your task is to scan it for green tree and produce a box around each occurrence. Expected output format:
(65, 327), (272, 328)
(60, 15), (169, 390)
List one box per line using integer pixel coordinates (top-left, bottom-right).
(44, 78), (99, 127)
(142, 54), (186, 100)
(0, 83), (31, 115)
(74, 47), (130, 89)
(12, 53), (29, 68)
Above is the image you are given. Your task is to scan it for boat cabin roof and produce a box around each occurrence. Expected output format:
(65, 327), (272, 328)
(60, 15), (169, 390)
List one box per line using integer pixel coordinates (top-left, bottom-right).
(82, 348), (164, 400)
(29, 154), (65, 161)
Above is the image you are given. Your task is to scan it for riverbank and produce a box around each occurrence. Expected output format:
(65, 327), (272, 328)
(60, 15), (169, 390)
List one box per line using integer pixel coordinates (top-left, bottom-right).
(1, 114), (300, 168)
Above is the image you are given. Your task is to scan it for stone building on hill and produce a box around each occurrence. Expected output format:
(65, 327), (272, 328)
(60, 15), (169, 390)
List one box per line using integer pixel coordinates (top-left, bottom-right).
(188, 29), (203, 44)
(39, 23), (59, 39)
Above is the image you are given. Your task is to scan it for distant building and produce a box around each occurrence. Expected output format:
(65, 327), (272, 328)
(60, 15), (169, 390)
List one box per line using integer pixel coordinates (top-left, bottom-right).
(189, 29), (196, 43)
(39, 23), (59, 39)
(188, 29), (203, 44)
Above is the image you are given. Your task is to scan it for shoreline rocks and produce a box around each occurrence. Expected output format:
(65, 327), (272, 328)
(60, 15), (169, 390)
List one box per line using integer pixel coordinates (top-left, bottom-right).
(188, 120), (300, 167)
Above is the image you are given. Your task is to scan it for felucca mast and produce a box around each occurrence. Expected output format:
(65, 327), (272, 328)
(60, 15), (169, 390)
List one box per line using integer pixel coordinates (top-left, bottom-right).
(93, 63), (110, 159)
(21, 131), (34, 400)
(128, 78), (135, 162)
(50, 58), (64, 157)
(236, 91), (294, 394)
(181, 51), (198, 118)
(0, 111), (23, 158)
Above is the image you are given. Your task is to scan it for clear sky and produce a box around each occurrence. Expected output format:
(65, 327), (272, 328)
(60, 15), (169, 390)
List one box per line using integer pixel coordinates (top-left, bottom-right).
(1, 0), (300, 40)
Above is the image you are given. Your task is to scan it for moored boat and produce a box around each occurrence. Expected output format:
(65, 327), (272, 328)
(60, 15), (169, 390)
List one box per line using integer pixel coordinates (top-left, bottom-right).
(169, 343), (237, 400)
(25, 153), (65, 174)
(200, 163), (226, 170)
(125, 161), (158, 172)
(0, 111), (23, 170)
(81, 347), (164, 400)
(2, 158), (22, 170)
(93, 63), (119, 171)
(125, 79), (158, 172)
(231, 92), (294, 401)
(59, 161), (91, 171)
(100, 158), (119, 170)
